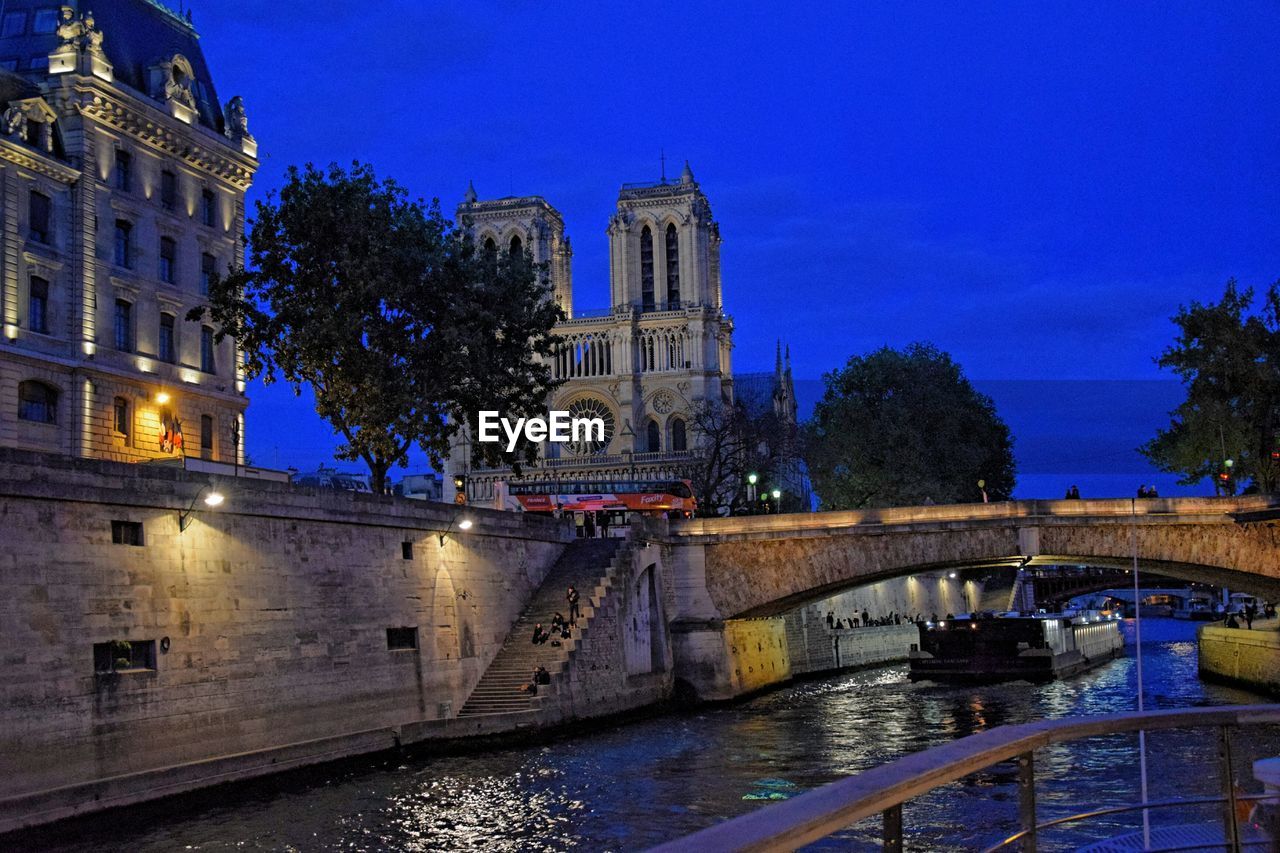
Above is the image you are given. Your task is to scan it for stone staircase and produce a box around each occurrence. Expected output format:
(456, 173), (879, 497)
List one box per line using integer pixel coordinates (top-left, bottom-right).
(457, 536), (629, 719)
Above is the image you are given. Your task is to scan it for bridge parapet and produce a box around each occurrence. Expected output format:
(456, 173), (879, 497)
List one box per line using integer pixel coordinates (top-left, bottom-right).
(660, 496), (1275, 544)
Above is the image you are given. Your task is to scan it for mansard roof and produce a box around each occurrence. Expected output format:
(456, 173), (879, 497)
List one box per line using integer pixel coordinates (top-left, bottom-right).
(0, 0), (223, 131)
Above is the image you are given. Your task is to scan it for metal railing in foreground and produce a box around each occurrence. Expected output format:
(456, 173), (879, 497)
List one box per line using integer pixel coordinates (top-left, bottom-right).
(649, 704), (1280, 853)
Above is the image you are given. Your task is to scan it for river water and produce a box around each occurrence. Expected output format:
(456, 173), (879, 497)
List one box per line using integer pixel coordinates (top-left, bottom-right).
(22, 619), (1280, 852)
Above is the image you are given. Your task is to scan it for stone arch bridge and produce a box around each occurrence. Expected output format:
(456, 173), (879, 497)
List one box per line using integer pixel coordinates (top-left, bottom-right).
(630, 496), (1280, 699)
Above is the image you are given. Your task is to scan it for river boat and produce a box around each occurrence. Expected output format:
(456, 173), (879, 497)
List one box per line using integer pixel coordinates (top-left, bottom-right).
(908, 612), (1124, 684)
(1172, 601), (1221, 621)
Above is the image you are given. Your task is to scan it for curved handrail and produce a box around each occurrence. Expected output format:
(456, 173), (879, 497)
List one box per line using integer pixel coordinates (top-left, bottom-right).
(648, 704), (1280, 853)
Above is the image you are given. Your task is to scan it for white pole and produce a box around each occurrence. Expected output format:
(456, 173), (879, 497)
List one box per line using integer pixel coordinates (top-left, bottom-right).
(1132, 498), (1151, 849)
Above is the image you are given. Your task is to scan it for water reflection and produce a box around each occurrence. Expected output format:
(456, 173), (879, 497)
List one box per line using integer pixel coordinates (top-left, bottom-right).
(21, 620), (1276, 852)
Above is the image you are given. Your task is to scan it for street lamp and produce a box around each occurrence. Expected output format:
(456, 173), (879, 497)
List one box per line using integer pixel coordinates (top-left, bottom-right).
(179, 485), (225, 532)
(439, 513), (474, 546)
(746, 472), (758, 509)
(771, 488), (781, 514)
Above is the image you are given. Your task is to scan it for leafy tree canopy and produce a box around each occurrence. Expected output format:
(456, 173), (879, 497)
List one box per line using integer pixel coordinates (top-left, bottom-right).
(1141, 279), (1280, 494)
(803, 343), (1016, 509)
(189, 162), (562, 492)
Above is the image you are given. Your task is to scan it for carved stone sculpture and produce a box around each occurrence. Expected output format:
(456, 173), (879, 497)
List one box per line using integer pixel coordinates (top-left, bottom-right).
(224, 95), (250, 138)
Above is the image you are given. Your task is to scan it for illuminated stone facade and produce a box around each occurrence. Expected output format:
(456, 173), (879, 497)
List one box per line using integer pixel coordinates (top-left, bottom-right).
(451, 164), (738, 501)
(0, 1), (256, 466)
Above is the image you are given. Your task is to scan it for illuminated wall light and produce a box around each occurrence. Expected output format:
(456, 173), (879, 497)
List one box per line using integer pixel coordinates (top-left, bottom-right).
(4, 323), (18, 340)
(82, 340), (95, 356)
(154, 391), (170, 405)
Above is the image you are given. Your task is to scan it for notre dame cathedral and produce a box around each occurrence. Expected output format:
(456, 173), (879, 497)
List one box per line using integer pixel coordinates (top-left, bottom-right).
(447, 164), (802, 510)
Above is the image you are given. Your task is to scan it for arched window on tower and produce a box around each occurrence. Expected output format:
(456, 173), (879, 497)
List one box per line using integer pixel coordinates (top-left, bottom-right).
(671, 417), (687, 452)
(482, 237), (497, 273)
(665, 223), (680, 307)
(646, 419), (661, 453)
(640, 226), (655, 311)
(509, 235), (523, 258)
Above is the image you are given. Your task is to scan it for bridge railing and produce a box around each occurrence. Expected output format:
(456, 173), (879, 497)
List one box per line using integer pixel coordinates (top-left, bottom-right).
(667, 496), (1277, 538)
(648, 704), (1280, 852)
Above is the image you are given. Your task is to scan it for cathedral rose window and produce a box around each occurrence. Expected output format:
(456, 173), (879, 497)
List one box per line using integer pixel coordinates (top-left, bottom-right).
(563, 397), (614, 456)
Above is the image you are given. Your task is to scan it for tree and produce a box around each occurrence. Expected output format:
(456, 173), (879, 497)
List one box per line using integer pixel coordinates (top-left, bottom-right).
(803, 343), (1016, 509)
(672, 383), (805, 516)
(189, 162), (562, 493)
(1141, 280), (1280, 495)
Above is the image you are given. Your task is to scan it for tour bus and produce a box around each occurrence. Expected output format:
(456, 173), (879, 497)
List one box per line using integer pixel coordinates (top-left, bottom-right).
(507, 478), (697, 526)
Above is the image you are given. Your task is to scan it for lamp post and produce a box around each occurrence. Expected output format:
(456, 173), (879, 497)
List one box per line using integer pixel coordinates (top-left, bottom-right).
(178, 484), (225, 532)
(747, 472), (758, 512)
(771, 488), (781, 514)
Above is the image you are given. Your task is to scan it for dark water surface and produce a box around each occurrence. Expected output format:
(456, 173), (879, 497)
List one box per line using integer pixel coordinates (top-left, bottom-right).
(22, 619), (1278, 851)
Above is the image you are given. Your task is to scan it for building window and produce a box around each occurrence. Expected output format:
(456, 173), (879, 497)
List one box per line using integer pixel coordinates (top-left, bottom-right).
(114, 220), (132, 268)
(200, 252), (215, 296)
(115, 150), (132, 192)
(159, 236), (176, 283)
(28, 275), (48, 334)
(201, 188), (216, 227)
(1, 12), (25, 36)
(28, 191), (50, 244)
(114, 397), (129, 436)
(110, 519), (144, 545)
(200, 413), (214, 457)
(665, 223), (680, 306)
(160, 170), (177, 210)
(200, 326), (215, 374)
(671, 417), (687, 452)
(114, 299), (133, 352)
(17, 380), (57, 423)
(93, 639), (155, 674)
(640, 226), (655, 311)
(31, 9), (57, 34)
(159, 313), (175, 363)
(28, 55), (48, 71)
(401, 541), (413, 560)
(646, 419), (660, 453)
(509, 234), (522, 258)
(386, 627), (418, 651)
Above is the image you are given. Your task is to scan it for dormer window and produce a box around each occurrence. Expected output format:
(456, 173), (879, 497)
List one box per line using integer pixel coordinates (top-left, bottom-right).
(1, 12), (25, 37)
(31, 9), (57, 34)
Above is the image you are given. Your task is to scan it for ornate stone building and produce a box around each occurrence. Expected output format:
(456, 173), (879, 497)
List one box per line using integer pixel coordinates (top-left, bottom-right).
(451, 164), (737, 503)
(0, 1), (256, 467)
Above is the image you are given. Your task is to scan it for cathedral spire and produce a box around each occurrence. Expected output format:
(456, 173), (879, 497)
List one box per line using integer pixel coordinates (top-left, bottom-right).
(464, 180), (478, 204)
(775, 339), (783, 376)
(681, 160), (695, 185)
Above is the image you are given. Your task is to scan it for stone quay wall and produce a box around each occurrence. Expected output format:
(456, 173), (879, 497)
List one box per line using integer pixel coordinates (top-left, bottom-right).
(1199, 623), (1280, 697)
(0, 448), (573, 832)
(784, 607), (918, 677)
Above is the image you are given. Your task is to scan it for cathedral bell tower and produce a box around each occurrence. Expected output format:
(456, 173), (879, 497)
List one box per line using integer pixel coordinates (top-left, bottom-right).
(607, 162), (722, 313)
(456, 183), (574, 316)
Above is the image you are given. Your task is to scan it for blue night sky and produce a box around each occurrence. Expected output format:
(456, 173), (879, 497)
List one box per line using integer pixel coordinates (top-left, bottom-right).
(188, 1), (1280, 496)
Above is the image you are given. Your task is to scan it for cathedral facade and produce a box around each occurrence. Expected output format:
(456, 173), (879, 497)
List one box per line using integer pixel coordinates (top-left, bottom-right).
(0, 1), (256, 467)
(449, 164), (739, 503)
